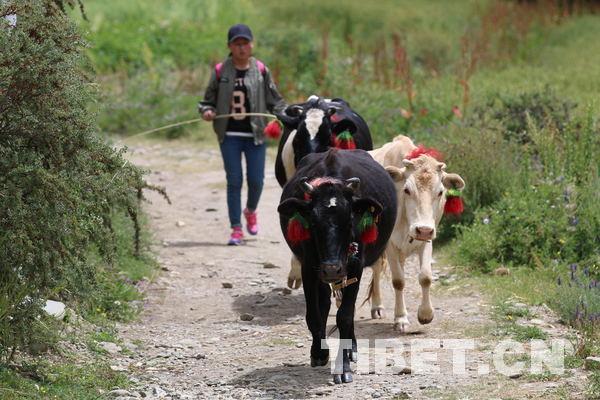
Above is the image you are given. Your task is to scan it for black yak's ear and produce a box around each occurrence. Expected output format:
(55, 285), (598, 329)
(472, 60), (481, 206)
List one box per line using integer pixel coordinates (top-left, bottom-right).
(277, 198), (310, 217)
(352, 197), (383, 217)
(276, 112), (301, 129)
(284, 104), (304, 117)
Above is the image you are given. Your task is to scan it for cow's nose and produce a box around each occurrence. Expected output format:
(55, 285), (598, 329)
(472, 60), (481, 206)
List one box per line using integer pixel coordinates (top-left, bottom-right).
(416, 226), (434, 239)
(321, 264), (344, 283)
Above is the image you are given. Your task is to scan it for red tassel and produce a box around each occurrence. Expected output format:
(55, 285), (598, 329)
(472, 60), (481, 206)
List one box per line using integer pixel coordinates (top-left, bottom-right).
(406, 145), (443, 161)
(444, 196), (464, 215)
(333, 131), (356, 150)
(264, 120), (282, 139)
(287, 214), (310, 245)
(360, 225), (378, 244)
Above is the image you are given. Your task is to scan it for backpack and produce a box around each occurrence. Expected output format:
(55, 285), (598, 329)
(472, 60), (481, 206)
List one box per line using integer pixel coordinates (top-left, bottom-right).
(215, 59), (266, 81)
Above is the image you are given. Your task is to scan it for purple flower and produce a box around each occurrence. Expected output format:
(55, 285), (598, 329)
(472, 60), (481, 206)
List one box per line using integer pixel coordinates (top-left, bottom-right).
(570, 263), (578, 272)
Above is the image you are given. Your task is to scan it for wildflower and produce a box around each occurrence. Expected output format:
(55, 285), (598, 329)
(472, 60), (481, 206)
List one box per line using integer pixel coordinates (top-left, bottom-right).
(570, 263), (578, 272)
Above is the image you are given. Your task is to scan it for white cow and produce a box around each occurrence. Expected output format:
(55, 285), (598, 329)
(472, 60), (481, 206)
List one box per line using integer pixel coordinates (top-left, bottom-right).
(367, 135), (465, 331)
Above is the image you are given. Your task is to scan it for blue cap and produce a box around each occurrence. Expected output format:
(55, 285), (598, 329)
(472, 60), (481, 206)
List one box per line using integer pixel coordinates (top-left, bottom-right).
(228, 24), (253, 43)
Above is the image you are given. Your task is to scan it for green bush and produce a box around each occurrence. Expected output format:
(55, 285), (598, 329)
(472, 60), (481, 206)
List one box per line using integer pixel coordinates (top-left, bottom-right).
(0, 0), (149, 361)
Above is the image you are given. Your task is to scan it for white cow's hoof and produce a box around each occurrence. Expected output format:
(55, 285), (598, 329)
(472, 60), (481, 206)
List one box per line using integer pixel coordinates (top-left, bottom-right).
(287, 276), (302, 289)
(393, 316), (410, 332)
(288, 257), (303, 289)
(417, 305), (434, 325)
(371, 306), (385, 319)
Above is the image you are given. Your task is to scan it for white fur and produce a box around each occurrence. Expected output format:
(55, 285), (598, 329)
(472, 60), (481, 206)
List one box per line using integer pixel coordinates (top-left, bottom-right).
(305, 109), (324, 140)
(327, 197), (337, 208)
(282, 129), (297, 181)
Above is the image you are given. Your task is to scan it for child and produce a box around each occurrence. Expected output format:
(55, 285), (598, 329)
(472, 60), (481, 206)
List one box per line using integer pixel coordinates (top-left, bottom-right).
(199, 24), (287, 245)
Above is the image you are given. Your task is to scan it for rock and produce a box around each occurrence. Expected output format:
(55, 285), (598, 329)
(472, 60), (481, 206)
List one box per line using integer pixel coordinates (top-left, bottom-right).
(176, 220), (186, 227)
(109, 365), (128, 372)
(398, 367), (412, 375)
(263, 262), (279, 269)
(153, 386), (167, 397)
(43, 300), (66, 319)
(295, 342), (304, 348)
(240, 313), (255, 321)
(372, 392), (382, 398)
(585, 356), (600, 370)
(205, 208), (217, 212)
(109, 389), (132, 397)
(122, 341), (138, 352)
(282, 288), (292, 295)
(494, 267), (510, 276)
(391, 389), (410, 399)
(99, 342), (122, 354)
(528, 318), (546, 326)
(222, 282), (233, 289)
(194, 353), (206, 360)
(509, 372), (523, 379)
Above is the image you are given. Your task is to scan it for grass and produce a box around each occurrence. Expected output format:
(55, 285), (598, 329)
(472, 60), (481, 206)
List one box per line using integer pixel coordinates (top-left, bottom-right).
(0, 209), (158, 397)
(0, 361), (129, 400)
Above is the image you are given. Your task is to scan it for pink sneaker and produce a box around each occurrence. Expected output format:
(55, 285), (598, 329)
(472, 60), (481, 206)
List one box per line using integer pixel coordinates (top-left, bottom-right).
(243, 208), (259, 235)
(228, 227), (244, 245)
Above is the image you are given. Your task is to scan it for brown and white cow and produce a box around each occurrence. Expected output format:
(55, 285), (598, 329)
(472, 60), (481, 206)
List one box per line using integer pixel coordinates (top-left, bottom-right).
(367, 135), (465, 332)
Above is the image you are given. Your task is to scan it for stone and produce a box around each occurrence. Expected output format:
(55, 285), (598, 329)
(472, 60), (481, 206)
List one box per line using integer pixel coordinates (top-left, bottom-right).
(110, 365), (128, 372)
(176, 220), (186, 227)
(222, 282), (233, 289)
(509, 372), (523, 379)
(263, 262), (279, 269)
(372, 392), (382, 398)
(109, 389), (132, 397)
(585, 356), (600, 370)
(494, 267), (510, 276)
(43, 300), (66, 319)
(153, 386), (167, 397)
(99, 342), (122, 354)
(282, 288), (292, 295)
(240, 313), (254, 321)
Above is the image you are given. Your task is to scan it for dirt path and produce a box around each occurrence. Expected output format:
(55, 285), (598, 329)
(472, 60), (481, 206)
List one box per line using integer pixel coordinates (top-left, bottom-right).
(112, 140), (587, 400)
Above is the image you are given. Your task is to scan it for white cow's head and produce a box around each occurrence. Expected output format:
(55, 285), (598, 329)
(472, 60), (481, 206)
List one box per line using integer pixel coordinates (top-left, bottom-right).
(386, 155), (465, 242)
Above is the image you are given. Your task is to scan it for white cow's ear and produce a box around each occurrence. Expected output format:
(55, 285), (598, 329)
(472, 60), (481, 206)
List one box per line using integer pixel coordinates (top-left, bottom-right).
(402, 159), (416, 170)
(442, 173), (465, 190)
(385, 166), (405, 182)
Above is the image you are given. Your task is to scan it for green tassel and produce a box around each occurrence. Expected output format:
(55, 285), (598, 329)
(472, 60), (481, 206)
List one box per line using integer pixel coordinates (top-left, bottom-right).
(446, 188), (462, 197)
(358, 211), (374, 233)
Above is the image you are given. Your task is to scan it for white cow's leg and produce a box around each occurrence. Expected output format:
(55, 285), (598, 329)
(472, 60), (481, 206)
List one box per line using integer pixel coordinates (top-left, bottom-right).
(388, 248), (409, 332)
(288, 254), (302, 289)
(370, 255), (386, 319)
(417, 241), (434, 324)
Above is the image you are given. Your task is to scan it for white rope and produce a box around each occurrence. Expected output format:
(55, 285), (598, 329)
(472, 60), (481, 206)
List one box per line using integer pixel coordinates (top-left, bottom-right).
(115, 112), (277, 143)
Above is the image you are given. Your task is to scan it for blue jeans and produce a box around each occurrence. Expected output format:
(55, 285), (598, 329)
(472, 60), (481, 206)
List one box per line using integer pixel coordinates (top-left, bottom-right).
(219, 135), (266, 228)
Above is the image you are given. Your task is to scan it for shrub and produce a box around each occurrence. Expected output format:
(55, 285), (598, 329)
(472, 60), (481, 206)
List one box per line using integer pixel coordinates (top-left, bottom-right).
(0, 0), (151, 362)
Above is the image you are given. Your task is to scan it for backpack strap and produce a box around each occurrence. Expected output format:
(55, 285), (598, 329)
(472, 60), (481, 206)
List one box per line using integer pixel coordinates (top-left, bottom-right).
(215, 62), (223, 80)
(256, 59), (266, 76)
(215, 59), (266, 81)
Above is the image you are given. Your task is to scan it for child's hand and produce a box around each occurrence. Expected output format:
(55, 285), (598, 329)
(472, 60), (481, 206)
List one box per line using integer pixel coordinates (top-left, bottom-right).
(202, 110), (216, 121)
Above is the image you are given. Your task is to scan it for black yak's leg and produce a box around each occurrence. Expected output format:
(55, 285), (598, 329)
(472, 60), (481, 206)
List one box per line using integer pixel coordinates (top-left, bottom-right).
(333, 271), (362, 384)
(302, 266), (328, 367)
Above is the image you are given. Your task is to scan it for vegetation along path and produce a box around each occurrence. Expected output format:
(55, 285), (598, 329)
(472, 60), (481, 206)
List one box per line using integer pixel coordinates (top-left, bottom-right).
(112, 139), (589, 400)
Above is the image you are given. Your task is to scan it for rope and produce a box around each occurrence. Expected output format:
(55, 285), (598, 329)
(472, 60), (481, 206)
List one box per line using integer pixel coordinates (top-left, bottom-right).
(116, 112), (277, 143)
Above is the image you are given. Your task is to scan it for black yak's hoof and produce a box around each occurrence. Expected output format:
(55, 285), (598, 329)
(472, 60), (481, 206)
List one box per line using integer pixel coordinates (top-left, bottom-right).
(310, 355), (329, 367)
(333, 372), (353, 384)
